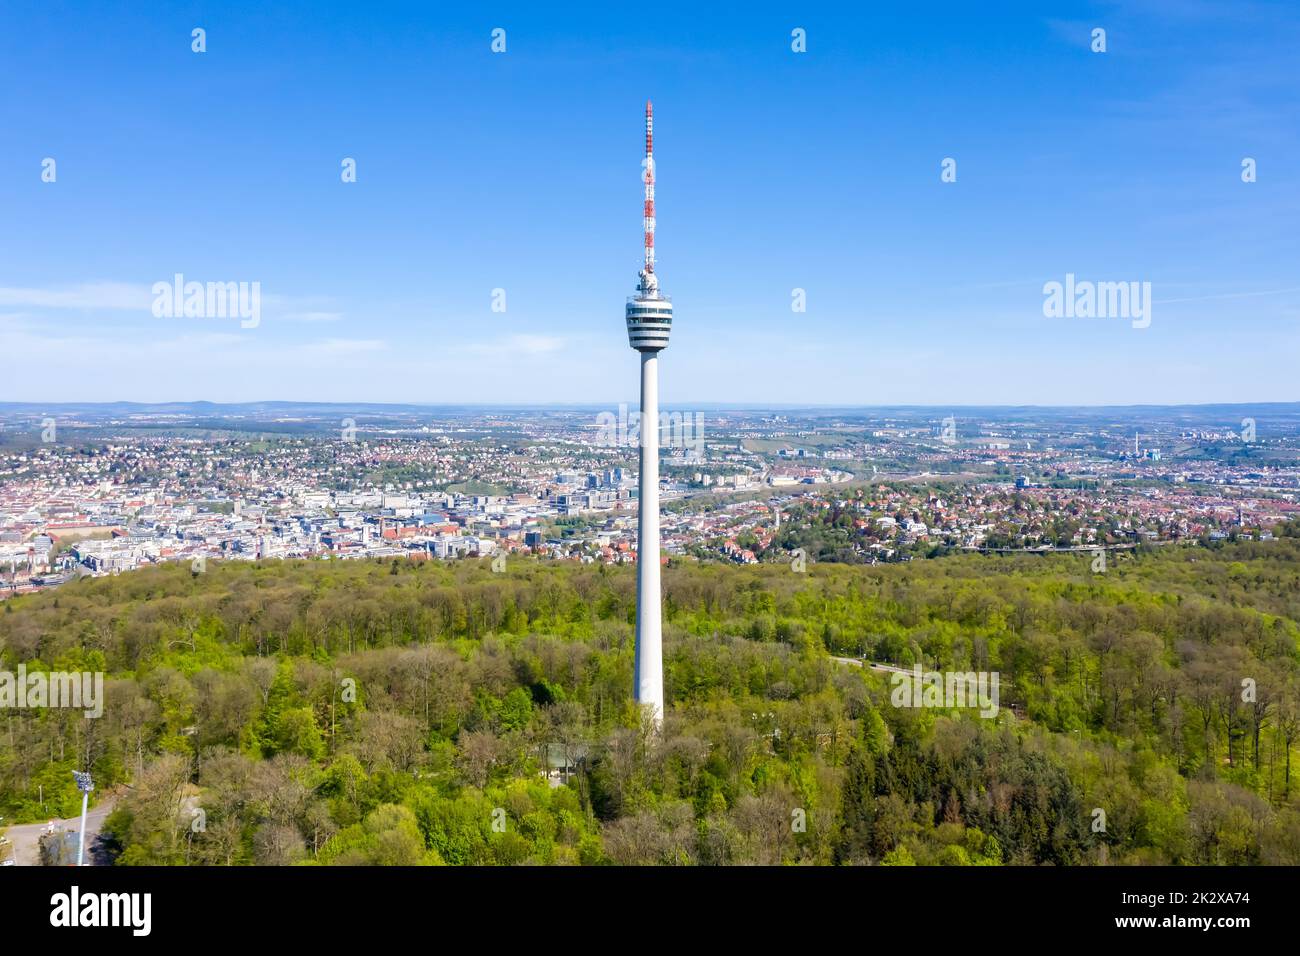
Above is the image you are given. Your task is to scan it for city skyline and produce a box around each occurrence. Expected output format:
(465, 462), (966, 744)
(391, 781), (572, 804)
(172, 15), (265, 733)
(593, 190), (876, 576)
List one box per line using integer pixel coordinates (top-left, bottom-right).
(2, 1), (1297, 406)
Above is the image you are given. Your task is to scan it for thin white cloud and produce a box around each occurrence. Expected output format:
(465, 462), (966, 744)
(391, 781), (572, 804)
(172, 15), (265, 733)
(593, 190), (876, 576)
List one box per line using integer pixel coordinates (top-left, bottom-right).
(280, 311), (344, 323)
(0, 282), (152, 310)
(301, 338), (388, 356)
(509, 334), (564, 354)
(0, 282), (346, 325)
(1153, 286), (1300, 305)
(461, 334), (566, 356)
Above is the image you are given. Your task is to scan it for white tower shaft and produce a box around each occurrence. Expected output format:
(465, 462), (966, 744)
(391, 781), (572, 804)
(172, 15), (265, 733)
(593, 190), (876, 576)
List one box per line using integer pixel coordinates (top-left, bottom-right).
(634, 352), (664, 724)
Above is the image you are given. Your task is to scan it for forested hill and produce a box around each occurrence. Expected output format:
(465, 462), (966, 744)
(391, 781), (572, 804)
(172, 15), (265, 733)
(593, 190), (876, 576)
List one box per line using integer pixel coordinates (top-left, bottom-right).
(3, 528), (1300, 865)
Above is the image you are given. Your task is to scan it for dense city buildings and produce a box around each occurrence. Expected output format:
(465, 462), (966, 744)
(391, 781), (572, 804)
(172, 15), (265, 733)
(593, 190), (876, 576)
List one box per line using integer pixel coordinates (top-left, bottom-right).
(1, 402), (1295, 597)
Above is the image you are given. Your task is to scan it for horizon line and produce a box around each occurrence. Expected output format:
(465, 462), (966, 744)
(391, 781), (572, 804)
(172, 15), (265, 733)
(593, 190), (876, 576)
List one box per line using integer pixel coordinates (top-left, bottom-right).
(1, 400), (1296, 413)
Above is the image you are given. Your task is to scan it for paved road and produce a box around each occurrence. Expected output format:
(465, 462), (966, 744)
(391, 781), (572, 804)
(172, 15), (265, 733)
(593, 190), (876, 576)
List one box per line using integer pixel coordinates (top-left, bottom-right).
(2, 798), (116, 866)
(830, 656), (910, 675)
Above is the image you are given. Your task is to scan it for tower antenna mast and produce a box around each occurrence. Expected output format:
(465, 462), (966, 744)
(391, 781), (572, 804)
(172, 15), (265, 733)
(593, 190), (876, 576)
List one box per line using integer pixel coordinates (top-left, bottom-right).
(644, 100), (655, 276)
(639, 101), (658, 296)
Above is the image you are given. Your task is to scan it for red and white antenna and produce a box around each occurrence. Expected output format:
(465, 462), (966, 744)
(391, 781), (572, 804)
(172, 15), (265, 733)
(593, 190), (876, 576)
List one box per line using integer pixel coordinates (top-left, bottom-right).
(643, 100), (655, 275)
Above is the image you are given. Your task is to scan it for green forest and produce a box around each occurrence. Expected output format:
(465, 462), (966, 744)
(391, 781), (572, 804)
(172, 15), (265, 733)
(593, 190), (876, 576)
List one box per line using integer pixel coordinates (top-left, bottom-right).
(3, 525), (1300, 865)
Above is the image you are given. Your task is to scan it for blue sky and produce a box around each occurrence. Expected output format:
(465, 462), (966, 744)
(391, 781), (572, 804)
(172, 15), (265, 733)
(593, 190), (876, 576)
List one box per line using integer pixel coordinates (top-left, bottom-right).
(1, 0), (1297, 405)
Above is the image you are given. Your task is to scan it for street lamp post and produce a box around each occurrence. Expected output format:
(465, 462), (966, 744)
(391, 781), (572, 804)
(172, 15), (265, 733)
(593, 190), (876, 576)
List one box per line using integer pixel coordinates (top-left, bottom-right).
(72, 770), (94, 867)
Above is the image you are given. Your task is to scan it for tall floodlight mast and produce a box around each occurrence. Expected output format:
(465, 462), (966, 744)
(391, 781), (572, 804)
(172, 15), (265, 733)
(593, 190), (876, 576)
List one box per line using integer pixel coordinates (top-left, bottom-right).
(72, 770), (93, 866)
(626, 101), (672, 727)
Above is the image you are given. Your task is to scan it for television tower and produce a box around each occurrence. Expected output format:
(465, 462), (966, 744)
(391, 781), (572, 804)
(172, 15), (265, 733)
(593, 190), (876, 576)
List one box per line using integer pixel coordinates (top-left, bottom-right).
(627, 100), (672, 727)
